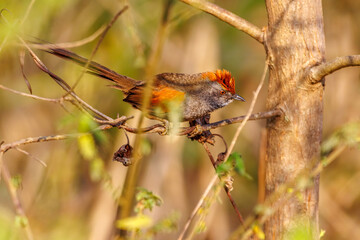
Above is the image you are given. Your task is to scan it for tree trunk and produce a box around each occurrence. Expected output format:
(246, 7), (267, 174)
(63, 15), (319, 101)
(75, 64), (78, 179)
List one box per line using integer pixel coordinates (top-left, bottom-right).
(264, 0), (325, 238)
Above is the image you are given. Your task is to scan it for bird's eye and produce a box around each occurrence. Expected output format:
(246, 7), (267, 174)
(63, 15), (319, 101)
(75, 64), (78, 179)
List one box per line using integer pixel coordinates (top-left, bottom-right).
(220, 90), (226, 95)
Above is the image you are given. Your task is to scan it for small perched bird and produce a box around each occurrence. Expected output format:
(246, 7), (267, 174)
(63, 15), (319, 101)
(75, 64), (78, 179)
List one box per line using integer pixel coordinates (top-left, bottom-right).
(46, 48), (245, 121)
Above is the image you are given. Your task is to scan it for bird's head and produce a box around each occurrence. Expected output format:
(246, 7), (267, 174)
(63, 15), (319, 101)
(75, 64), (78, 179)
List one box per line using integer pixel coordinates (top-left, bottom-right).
(201, 69), (245, 108)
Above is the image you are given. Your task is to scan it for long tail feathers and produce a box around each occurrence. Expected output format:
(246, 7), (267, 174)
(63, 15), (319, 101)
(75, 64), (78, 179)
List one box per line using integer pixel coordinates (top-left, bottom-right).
(46, 48), (141, 93)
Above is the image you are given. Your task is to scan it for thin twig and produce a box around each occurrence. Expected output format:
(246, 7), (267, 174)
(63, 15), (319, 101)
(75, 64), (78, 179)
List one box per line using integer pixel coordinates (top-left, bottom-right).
(0, 82), (90, 116)
(0, 116), (134, 154)
(19, 49), (33, 94)
(0, 83), (64, 103)
(179, 0), (264, 43)
(20, 0), (36, 26)
(70, 6), (129, 90)
(14, 147), (47, 167)
(0, 9), (11, 53)
(20, 37), (112, 120)
(1, 162), (34, 240)
(310, 55), (360, 83)
(0, 119), (137, 166)
(0, 133), (82, 153)
(202, 143), (245, 223)
(226, 62), (268, 160)
(177, 174), (218, 240)
(28, 25), (106, 49)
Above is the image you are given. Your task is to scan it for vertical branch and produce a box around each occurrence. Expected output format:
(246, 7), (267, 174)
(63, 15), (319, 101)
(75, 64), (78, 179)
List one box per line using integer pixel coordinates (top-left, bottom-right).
(257, 129), (267, 204)
(264, 0), (326, 238)
(115, 1), (174, 237)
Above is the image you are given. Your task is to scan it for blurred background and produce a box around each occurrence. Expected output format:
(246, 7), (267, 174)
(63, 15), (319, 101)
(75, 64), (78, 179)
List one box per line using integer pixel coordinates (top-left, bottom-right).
(0, 0), (359, 239)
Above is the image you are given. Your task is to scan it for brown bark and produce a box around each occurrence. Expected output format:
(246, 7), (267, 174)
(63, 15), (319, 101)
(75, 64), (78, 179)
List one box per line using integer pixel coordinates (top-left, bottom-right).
(264, 0), (325, 238)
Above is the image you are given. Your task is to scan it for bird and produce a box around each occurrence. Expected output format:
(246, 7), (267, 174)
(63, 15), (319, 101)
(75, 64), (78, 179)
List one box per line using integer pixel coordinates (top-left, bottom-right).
(46, 48), (245, 122)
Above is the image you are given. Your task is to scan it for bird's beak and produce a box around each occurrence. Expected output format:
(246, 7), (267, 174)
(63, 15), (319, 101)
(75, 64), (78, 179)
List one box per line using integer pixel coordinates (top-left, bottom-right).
(232, 94), (246, 102)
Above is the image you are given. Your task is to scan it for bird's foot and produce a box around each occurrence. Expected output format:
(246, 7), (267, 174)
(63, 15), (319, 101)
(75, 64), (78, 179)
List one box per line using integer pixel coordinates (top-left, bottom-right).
(188, 115), (214, 144)
(158, 119), (170, 136)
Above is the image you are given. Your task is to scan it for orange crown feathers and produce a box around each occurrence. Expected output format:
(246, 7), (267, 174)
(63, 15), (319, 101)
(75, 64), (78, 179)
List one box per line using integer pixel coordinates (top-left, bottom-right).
(202, 69), (236, 94)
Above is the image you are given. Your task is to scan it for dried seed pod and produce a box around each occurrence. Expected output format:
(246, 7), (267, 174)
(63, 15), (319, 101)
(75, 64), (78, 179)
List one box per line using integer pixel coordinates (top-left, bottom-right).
(113, 143), (133, 166)
(113, 132), (133, 166)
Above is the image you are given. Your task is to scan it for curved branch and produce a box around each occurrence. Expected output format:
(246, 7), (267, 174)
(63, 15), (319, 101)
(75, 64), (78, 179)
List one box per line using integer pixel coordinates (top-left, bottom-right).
(179, 0), (264, 43)
(310, 55), (360, 83)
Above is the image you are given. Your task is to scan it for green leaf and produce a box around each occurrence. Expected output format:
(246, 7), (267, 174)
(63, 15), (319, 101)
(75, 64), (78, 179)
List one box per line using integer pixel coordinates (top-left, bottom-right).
(141, 138), (152, 156)
(11, 175), (22, 190)
(319, 229), (326, 239)
(14, 215), (28, 228)
(90, 158), (105, 181)
(215, 160), (232, 175)
(254, 204), (273, 217)
(234, 155), (253, 180)
(321, 122), (360, 156)
(252, 224), (265, 239)
(77, 134), (96, 160)
(194, 220), (206, 233)
(284, 219), (317, 240)
(78, 114), (97, 132)
(135, 188), (162, 213)
(116, 215), (152, 230)
(217, 153), (253, 180)
(150, 212), (179, 234)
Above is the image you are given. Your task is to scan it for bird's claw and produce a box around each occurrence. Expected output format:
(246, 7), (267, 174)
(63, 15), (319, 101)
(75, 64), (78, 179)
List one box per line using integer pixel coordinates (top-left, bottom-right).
(187, 125), (215, 145)
(158, 119), (170, 136)
(187, 115), (215, 144)
(187, 124), (203, 138)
